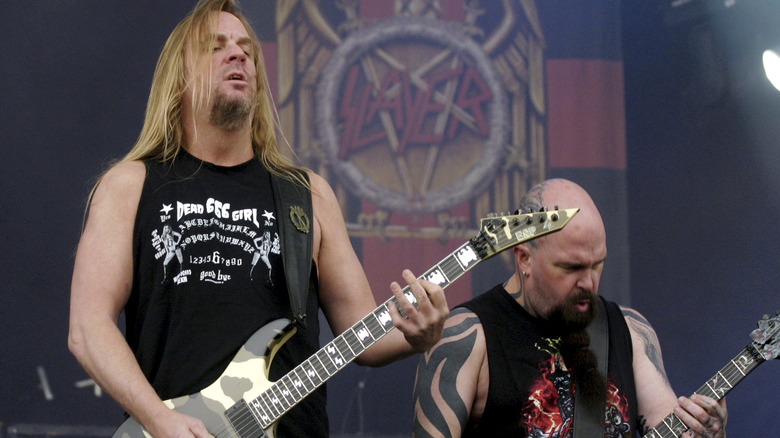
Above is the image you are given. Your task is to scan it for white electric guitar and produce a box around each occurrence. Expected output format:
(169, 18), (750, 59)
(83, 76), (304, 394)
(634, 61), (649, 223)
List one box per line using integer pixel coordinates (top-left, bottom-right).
(112, 208), (579, 438)
(643, 310), (780, 437)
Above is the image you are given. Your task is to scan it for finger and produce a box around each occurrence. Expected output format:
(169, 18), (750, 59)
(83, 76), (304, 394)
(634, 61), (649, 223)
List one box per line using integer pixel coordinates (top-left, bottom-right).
(421, 278), (447, 310)
(389, 280), (411, 319)
(401, 269), (426, 309)
(674, 397), (708, 433)
(675, 396), (720, 435)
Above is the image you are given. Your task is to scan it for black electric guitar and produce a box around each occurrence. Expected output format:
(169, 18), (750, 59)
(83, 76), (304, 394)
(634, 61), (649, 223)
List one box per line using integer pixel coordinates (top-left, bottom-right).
(643, 310), (780, 437)
(112, 208), (579, 438)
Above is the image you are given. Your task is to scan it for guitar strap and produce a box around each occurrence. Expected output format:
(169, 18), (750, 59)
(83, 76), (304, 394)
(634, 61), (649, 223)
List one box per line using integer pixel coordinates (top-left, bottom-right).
(270, 170), (313, 328)
(574, 296), (609, 438)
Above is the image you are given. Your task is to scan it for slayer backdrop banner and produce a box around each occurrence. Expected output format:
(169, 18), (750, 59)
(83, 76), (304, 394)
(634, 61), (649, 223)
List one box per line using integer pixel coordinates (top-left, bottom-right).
(243, 0), (628, 434)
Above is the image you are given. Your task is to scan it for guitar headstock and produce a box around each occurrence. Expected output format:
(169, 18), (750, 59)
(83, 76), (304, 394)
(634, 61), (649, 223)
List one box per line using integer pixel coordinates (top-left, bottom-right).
(750, 309), (780, 360)
(471, 208), (579, 261)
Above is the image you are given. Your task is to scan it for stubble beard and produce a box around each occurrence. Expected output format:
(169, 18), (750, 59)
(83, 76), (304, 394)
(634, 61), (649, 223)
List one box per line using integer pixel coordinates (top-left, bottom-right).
(209, 88), (253, 131)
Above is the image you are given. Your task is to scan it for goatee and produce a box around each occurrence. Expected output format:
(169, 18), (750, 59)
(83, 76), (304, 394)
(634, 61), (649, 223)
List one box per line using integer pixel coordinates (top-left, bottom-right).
(545, 289), (598, 335)
(210, 92), (252, 131)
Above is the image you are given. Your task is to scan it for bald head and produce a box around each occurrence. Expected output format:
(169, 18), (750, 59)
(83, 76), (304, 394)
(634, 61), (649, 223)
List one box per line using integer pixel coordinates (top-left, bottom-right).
(519, 178), (606, 248)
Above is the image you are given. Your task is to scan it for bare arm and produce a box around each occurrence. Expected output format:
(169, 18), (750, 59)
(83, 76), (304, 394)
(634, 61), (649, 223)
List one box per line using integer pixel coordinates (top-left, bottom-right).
(68, 162), (211, 438)
(309, 171), (449, 366)
(413, 308), (487, 438)
(622, 306), (727, 437)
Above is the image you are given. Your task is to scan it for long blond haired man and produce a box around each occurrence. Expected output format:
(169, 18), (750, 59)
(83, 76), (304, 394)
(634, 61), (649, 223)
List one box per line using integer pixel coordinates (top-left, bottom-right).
(68, 1), (449, 436)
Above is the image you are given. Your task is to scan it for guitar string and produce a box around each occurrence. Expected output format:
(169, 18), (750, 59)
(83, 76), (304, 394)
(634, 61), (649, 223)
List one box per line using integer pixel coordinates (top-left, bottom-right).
(205, 222), (536, 436)
(646, 347), (763, 437)
(138, 218), (547, 437)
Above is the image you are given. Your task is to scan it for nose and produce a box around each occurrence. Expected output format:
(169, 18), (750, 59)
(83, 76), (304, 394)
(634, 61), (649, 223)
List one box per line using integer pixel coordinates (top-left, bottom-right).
(225, 43), (246, 64)
(576, 269), (596, 292)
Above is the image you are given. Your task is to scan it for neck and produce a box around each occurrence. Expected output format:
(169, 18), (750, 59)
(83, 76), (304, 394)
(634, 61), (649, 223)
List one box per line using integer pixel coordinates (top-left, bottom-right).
(184, 116), (255, 166)
(503, 273), (524, 301)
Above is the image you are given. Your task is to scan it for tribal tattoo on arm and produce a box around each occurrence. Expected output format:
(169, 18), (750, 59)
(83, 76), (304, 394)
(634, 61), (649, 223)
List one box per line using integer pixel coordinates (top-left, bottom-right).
(413, 308), (482, 438)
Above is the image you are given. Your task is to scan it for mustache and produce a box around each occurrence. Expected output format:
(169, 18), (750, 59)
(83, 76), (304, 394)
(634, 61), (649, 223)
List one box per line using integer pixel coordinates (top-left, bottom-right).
(545, 289), (598, 335)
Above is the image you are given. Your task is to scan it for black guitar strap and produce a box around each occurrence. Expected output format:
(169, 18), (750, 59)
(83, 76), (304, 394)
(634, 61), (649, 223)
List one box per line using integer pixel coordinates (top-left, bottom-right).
(270, 170), (313, 328)
(574, 296), (609, 438)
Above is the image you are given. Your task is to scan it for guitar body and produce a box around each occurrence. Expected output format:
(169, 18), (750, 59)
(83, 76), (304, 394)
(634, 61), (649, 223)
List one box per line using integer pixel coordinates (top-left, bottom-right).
(113, 319), (294, 438)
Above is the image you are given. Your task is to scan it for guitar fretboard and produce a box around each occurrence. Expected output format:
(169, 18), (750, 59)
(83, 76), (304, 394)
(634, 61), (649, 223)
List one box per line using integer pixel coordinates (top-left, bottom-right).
(248, 238), (486, 428)
(642, 343), (765, 438)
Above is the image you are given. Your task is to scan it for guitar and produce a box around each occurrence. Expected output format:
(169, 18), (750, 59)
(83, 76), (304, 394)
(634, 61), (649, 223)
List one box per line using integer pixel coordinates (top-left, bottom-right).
(643, 310), (780, 437)
(112, 208), (579, 438)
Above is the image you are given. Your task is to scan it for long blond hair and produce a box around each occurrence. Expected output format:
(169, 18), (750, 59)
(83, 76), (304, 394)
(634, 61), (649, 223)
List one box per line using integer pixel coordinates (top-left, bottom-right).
(117, 0), (304, 182)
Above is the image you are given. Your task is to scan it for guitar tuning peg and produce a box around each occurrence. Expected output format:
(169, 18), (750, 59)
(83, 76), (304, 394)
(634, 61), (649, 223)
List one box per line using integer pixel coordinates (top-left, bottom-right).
(551, 213), (559, 221)
(554, 205), (559, 210)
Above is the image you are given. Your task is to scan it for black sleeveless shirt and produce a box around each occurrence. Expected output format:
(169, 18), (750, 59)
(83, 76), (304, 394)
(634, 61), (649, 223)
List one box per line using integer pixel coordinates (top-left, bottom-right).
(127, 150), (327, 437)
(461, 285), (638, 437)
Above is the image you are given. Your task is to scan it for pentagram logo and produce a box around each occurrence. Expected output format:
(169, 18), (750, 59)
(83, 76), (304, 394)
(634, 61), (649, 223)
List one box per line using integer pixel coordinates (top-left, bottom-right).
(316, 16), (509, 215)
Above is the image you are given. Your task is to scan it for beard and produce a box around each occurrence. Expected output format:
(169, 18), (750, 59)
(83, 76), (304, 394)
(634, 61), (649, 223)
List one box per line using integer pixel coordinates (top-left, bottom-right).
(209, 89), (253, 131)
(545, 289), (606, 417)
(545, 289), (598, 335)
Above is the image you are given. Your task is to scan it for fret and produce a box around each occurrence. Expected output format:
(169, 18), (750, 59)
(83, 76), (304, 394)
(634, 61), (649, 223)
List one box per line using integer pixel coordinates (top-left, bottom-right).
(332, 334), (355, 361)
(730, 358), (748, 376)
(316, 349), (338, 376)
(267, 384), (289, 413)
(277, 378), (296, 406)
(643, 345), (768, 437)
(304, 357), (323, 386)
(367, 309), (391, 337)
(452, 243), (480, 273)
(353, 321), (375, 348)
(241, 210), (579, 430)
(293, 366), (314, 393)
(423, 265), (450, 288)
(311, 355), (328, 382)
(326, 340), (349, 367)
(342, 328), (362, 356)
(660, 414), (687, 437)
(374, 306), (394, 332)
(280, 373), (304, 400)
(248, 397), (268, 426)
(261, 387), (284, 418)
(257, 391), (281, 421)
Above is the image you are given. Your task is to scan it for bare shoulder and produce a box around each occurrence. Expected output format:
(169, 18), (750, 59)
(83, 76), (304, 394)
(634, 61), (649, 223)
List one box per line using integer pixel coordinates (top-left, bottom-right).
(619, 305), (662, 352)
(434, 307), (485, 352)
(92, 161), (146, 202)
(620, 305), (671, 385)
(85, 160), (146, 227)
(306, 170), (337, 202)
(619, 305), (653, 331)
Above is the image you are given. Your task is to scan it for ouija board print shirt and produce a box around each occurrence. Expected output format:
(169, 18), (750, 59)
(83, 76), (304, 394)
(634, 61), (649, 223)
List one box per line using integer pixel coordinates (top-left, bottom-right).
(126, 150), (298, 400)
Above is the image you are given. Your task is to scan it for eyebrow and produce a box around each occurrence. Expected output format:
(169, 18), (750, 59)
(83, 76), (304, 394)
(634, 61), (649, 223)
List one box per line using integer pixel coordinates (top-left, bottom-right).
(211, 33), (253, 47)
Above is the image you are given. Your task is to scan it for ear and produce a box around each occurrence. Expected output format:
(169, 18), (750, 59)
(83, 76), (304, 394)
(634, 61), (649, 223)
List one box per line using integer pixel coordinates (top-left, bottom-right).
(513, 244), (532, 274)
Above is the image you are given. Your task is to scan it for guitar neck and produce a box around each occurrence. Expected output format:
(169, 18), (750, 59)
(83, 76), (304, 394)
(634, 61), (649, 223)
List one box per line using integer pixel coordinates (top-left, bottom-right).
(642, 343), (766, 438)
(249, 238), (484, 428)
